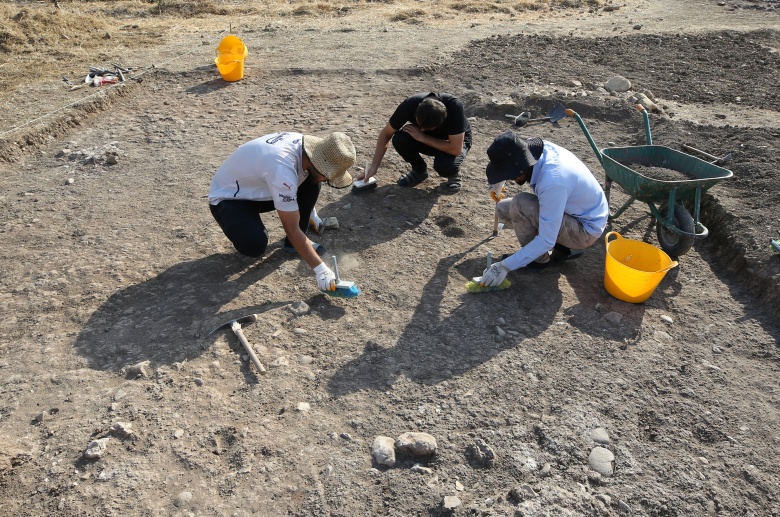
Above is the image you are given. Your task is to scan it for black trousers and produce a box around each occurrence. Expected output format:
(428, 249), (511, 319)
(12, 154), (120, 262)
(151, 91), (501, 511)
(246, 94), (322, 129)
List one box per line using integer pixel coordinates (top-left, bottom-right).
(391, 128), (472, 177)
(209, 179), (321, 257)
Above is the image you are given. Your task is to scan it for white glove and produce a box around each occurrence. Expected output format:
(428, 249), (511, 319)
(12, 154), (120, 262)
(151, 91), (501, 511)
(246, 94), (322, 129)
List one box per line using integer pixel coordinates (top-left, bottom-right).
(480, 260), (509, 287)
(314, 263), (336, 292)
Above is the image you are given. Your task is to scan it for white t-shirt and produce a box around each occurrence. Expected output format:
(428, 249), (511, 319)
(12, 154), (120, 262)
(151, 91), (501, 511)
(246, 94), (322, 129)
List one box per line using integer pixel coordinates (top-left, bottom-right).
(208, 132), (310, 212)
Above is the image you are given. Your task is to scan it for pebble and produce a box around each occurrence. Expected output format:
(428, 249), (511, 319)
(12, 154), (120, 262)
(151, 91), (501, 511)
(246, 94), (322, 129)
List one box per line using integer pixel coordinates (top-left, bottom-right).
(495, 326), (506, 337)
(297, 355), (314, 365)
(193, 377), (204, 386)
(653, 330), (673, 344)
(174, 429), (185, 439)
(65, 178), (74, 185)
(455, 480), (464, 491)
(293, 328), (307, 335)
(540, 463), (551, 477)
(496, 317), (506, 325)
(510, 484), (538, 501)
(395, 432), (437, 456)
(660, 315), (673, 324)
(126, 360), (150, 379)
(83, 438), (110, 459)
(466, 438), (496, 467)
(588, 447), (615, 476)
(591, 427), (610, 444)
(287, 301), (310, 316)
(618, 500), (631, 513)
(296, 402), (311, 412)
(371, 436), (396, 467)
(603, 311), (623, 325)
(175, 491), (193, 507)
(712, 345), (723, 354)
(109, 422), (133, 438)
(411, 464), (433, 474)
(34, 411), (47, 423)
(442, 495), (461, 510)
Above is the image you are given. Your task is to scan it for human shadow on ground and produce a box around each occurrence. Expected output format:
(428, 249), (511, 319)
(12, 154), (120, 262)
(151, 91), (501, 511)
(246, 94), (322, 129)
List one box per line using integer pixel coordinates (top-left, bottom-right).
(73, 251), (290, 372)
(327, 245), (563, 397)
(315, 183), (439, 254)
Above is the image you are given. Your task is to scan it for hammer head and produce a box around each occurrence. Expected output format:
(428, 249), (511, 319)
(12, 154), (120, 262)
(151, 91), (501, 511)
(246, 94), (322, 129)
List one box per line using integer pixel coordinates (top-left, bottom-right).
(209, 314), (258, 335)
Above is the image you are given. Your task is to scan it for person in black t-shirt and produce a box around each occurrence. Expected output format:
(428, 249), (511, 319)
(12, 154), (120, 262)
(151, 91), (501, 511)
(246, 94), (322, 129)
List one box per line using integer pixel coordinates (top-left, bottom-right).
(356, 92), (472, 192)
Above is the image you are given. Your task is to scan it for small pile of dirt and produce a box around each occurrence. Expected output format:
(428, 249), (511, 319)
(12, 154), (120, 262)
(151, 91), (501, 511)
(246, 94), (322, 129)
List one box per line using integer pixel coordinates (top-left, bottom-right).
(619, 162), (694, 182)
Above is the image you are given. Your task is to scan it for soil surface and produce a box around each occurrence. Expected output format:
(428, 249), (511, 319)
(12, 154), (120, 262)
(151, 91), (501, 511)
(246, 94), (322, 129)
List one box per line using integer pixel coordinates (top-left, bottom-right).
(1, 1), (780, 516)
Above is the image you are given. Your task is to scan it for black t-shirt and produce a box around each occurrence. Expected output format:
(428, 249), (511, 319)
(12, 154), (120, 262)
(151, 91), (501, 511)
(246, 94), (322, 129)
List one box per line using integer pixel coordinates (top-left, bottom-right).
(388, 92), (471, 140)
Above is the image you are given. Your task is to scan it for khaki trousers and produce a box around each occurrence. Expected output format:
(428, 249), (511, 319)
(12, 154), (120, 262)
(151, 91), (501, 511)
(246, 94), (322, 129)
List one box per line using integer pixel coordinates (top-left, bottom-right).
(496, 192), (600, 263)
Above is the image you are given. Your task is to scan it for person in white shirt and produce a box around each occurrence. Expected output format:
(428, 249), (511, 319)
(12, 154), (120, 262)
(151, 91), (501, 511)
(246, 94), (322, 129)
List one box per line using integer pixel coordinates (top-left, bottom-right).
(480, 131), (609, 288)
(209, 131), (356, 292)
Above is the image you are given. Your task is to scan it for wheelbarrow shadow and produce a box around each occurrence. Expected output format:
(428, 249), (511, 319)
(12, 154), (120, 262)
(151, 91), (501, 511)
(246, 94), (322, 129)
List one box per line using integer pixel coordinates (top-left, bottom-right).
(327, 245), (563, 397)
(72, 251), (289, 373)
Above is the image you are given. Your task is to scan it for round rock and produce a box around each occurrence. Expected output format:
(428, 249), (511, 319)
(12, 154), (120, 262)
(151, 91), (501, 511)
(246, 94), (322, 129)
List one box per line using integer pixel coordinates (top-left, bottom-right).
(588, 447), (615, 476)
(395, 432), (437, 456)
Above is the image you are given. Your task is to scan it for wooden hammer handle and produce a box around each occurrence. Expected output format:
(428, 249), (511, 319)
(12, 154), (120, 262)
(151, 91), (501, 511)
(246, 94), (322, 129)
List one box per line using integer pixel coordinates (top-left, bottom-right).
(232, 322), (267, 374)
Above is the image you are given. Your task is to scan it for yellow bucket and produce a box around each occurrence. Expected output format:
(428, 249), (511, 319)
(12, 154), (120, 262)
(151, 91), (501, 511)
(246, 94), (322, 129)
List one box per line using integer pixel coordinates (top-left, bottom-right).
(603, 231), (678, 303)
(215, 35), (248, 82)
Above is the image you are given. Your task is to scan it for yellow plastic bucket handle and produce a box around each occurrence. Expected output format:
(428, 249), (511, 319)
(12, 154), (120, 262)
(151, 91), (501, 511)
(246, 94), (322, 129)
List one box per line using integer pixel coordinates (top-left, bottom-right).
(605, 231), (679, 273)
(604, 231), (622, 245)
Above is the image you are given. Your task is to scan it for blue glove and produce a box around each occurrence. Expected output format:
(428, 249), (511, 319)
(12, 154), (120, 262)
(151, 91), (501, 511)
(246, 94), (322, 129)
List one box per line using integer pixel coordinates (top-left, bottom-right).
(480, 261), (509, 287)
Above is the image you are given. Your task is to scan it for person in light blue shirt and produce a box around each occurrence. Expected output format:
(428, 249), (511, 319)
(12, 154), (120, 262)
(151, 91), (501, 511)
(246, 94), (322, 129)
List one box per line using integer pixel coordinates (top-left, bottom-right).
(480, 131), (609, 288)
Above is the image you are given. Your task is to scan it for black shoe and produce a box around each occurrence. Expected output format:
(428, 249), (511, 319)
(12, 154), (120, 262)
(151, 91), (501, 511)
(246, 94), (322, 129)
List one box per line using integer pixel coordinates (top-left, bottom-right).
(524, 260), (550, 270)
(442, 174), (462, 192)
(283, 239), (326, 257)
(397, 169), (429, 187)
(550, 244), (584, 262)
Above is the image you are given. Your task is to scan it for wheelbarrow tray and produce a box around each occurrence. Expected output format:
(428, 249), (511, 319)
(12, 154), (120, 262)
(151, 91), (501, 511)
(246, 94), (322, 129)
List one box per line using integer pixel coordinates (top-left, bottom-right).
(601, 145), (733, 204)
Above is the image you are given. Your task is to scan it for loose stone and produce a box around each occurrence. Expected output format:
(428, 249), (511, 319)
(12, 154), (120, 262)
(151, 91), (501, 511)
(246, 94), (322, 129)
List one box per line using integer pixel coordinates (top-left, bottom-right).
(371, 436), (396, 467)
(588, 447), (615, 476)
(396, 432), (437, 456)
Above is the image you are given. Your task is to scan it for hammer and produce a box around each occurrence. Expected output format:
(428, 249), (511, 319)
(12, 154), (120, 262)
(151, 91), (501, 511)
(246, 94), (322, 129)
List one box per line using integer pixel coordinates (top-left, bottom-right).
(209, 314), (266, 375)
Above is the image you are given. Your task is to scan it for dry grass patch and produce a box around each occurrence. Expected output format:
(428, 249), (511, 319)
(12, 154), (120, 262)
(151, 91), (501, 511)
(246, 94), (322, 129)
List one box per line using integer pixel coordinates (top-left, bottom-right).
(388, 8), (427, 22)
(449, 1), (514, 14)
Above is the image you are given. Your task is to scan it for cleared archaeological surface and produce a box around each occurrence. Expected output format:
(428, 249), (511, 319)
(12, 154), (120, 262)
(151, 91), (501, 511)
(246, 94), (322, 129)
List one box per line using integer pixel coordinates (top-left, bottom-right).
(1, 1), (779, 515)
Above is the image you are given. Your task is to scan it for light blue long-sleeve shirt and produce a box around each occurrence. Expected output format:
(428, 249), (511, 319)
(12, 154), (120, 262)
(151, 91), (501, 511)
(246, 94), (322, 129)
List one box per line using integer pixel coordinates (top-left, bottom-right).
(503, 141), (609, 271)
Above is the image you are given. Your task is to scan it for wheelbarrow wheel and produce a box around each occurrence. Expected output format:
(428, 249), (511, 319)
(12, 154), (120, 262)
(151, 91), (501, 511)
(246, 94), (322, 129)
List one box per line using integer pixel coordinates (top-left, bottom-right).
(656, 203), (695, 258)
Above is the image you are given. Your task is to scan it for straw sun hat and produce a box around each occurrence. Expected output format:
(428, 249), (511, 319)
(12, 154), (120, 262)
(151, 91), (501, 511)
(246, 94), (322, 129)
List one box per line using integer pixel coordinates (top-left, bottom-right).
(303, 132), (356, 189)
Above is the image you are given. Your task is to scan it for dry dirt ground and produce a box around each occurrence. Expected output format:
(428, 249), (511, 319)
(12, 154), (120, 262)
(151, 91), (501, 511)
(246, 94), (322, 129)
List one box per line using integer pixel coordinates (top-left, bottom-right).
(1, 0), (780, 516)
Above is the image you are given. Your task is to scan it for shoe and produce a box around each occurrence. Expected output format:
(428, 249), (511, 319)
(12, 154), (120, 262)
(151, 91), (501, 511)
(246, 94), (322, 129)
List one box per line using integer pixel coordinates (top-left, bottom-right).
(442, 174), (462, 192)
(283, 239), (326, 257)
(397, 169), (429, 187)
(550, 244), (584, 262)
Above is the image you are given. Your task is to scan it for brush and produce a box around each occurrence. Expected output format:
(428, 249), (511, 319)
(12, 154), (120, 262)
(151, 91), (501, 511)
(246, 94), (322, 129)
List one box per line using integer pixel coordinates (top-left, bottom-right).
(323, 255), (361, 299)
(352, 162), (378, 193)
(464, 252), (511, 293)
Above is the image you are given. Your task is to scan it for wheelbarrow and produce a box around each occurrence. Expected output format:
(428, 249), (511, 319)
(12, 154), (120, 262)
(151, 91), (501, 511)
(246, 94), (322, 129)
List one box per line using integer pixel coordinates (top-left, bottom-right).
(566, 105), (733, 257)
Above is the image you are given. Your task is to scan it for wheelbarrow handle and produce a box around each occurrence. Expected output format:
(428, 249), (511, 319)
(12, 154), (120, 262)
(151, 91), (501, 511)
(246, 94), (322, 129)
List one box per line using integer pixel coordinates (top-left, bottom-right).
(636, 104), (653, 145)
(566, 109), (604, 167)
